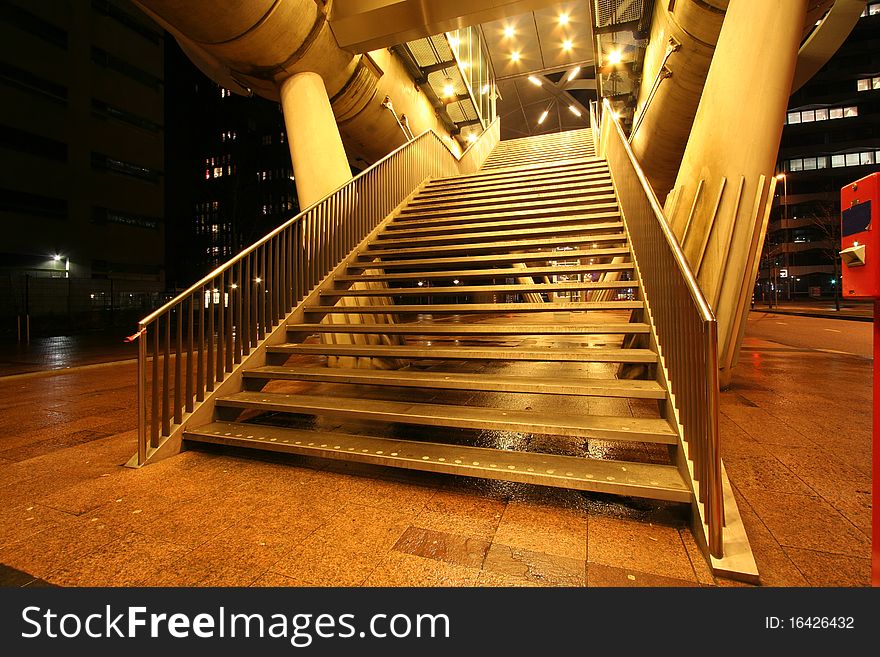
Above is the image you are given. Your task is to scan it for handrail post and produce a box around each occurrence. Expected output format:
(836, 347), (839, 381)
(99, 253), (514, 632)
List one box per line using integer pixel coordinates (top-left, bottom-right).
(706, 319), (724, 557)
(136, 321), (147, 466)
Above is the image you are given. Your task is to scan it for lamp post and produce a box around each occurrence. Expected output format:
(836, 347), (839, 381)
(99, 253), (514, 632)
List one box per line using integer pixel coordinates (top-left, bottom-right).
(775, 173), (790, 302)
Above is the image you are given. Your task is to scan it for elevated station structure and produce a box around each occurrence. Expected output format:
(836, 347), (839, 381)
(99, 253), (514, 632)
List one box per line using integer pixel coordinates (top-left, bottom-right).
(127, 0), (865, 582)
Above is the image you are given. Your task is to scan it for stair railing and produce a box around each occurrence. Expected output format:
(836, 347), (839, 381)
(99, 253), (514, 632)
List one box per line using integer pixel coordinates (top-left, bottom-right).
(131, 120), (500, 467)
(595, 99), (723, 557)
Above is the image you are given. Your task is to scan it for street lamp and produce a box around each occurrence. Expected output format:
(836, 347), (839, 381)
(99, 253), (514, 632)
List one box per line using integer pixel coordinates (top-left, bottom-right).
(775, 173), (788, 302)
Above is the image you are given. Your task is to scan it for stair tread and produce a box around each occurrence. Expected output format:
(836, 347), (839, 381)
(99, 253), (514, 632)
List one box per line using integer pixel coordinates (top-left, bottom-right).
(430, 159), (605, 183)
(390, 203), (619, 226)
(215, 392), (677, 443)
(268, 343), (656, 363)
(408, 183), (613, 208)
(378, 222), (623, 244)
(323, 281), (636, 296)
(287, 322), (649, 334)
(363, 233), (627, 257)
(304, 301), (643, 313)
(348, 247), (632, 269)
(399, 193), (617, 218)
(244, 365), (666, 399)
(419, 169), (610, 195)
(387, 210), (621, 231)
(337, 263), (634, 281)
(185, 422), (690, 502)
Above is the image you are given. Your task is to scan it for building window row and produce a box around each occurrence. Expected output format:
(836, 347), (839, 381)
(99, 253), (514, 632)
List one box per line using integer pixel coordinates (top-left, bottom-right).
(0, 187), (67, 219)
(205, 155), (234, 179)
(0, 0), (68, 49)
(92, 99), (162, 134)
(91, 46), (162, 91)
(856, 76), (880, 92)
(785, 105), (858, 125)
(261, 195), (296, 215)
(220, 87), (232, 98)
(860, 3), (880, 17)
(92, 152), (162, 183)
(257, 168), (293, 182)
(220, 130), (237, 142)
(0, 61), (67, 104)
(787, 149), (880, 172)
(91, 0), (161, 45)
(92, 206), (160, 230)
(0, 123), (67, 161)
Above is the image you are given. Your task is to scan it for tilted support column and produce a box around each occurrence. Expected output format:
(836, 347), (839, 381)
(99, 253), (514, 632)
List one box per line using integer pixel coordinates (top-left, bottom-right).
(664, 0), (807, 387)
(279, 72), (402, 369)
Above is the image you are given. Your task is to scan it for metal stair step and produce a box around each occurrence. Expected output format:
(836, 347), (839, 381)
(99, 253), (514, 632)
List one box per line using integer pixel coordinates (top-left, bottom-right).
(348, 247), (632, 270)
(286, 322), (650, 335)
(304, 301), (643, 314)
(382, 214), (622, 237)
(396, 194), (619, 221)
(184, 421), (690, 502)
(267, 343), (656, 363)
(407, 182), (614, 209)
(386, 209), (621, 231)
(244, 365), (666, 399)
(213, 393), (678, 444)
(390, 202), (619, 228)
(322, 281), (636, 297)
(375, 222), (624, 247)
(362, 233), (627, 258)
(337, 262), (634, 282)
(418, 169), (610, 197)
(429, 158), (605, 184)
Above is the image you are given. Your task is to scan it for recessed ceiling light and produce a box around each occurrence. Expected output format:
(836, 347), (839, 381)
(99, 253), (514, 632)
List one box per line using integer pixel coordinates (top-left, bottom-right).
(567, 66), (581, 81)
(510, 51), (521, 62)
(569, 105), (582, 117)
(443, 78), (455, 97)
(559, 13), (569, 25)
(466, 133), (477, 143)
(503, 25), (515, 38)
(538, 109), (549, 124)
(562, 39), (573, 51)
(528, 75), (542, 86)
(607, 49), (623, 65)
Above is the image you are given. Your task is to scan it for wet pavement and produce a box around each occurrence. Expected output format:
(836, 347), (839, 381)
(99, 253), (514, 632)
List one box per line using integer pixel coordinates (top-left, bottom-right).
(0, 319), (871, 587)
(0, 331), (137, 377)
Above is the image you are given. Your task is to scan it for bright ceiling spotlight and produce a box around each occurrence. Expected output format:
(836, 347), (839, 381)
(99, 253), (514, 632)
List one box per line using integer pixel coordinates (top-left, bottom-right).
(466, 133), (478, 143)
(569, 105), (582, 117)
(52, 254), (62, 262)
(528, 75), (542, 86)
(510, 51), (521, 62)
(503, 25), (515, 38)
(607, 49), (623, 65)
(442, 78), (455, 98)
(538, 109), (550, 124)
(558, 12), (570, 25)
(567, 66), (581, 82)
(562, 39), (573, 52)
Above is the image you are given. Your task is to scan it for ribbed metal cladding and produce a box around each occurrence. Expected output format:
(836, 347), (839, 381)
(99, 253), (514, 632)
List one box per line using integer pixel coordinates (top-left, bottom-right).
(593, 0), (644, 27)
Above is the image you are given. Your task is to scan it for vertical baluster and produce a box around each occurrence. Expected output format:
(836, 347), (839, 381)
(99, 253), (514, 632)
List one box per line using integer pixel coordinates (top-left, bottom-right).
(174, 305), (182, 425)
(260, 247), (267, 340)
(186, 295), (194, 413)
(217, 271), (225, 381)
(162, 314), (171, 436)
(275, 234), (282, 318)
(267, 239), (276, 326)
(234, 260), (243, 364)
(226, 269), (234, 372)
(296, 221), (305, 301)
(150, 320), (159, 447)
(137, 321), (147, 465)
(207, 281), (215, 391)
(242, 256), (251, 354)
(197, 286), (205, 402)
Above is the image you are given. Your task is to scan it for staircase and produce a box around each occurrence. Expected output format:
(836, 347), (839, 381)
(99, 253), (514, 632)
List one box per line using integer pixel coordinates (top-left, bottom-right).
(183, 129), (693, 505)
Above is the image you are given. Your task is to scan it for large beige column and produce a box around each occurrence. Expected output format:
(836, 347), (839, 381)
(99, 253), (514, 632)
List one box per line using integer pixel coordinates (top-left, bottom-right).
(664, 0), (807, 387)
(279, 72), (352, 207)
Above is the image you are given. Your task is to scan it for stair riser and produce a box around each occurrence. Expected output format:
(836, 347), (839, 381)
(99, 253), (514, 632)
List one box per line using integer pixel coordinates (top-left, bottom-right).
(337, 264), (634, 282)
(347, 248), (632, 269)
(396, 195), (618, 221)
(408, 182), (613, 208)
(427, 163), (608, 187)
(362, 234), (628, 258)
(375, 224), (624, 247)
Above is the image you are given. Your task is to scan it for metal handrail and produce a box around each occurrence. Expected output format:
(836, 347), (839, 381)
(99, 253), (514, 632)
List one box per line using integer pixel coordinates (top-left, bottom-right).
(134, 119), (501, 466)
(596, 99), (723, 557)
